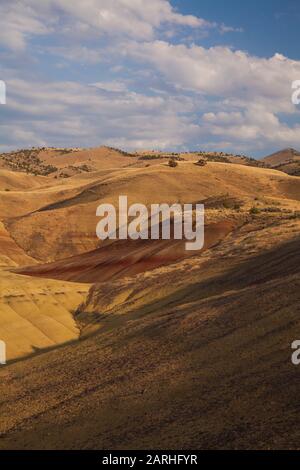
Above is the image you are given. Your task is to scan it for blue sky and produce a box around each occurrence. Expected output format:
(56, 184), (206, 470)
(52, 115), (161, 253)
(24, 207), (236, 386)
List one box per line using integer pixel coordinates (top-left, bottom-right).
(174, 0), (300, 59)
(0, 0), (300, 157)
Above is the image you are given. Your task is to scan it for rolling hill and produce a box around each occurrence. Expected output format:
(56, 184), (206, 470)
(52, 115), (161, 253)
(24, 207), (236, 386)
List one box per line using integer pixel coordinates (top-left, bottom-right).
(263, 148), (300, 176)
(263, 148), (300, 166)
(0, 147), (299, 449)
(0, 217), (299, 449)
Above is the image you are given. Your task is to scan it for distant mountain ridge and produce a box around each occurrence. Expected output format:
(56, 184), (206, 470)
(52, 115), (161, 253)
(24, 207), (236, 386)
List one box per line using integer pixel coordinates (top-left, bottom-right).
(1, 145), (300, 178)
(262, 148), (300, 176)
(263, 148), (300, 166)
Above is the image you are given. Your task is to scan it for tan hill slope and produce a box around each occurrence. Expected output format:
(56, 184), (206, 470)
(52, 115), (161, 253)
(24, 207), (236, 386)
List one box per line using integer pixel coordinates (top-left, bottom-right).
(0, 220), (299, 449)
(0, 146), (139, 179)
(0, 150), (299, 449)
(16, 220), (237, 283)
(3, 162), (300, 263)
(0, 160), (299, 359)
(40, 146), (136, 170)
(263, 148), (300, 176)
(263, 148), (300, 166)
(0, 168), (91, 363)
(0, 270), (89, 361)
(0, 169), (47, 191)
(0, 222), (36, 267)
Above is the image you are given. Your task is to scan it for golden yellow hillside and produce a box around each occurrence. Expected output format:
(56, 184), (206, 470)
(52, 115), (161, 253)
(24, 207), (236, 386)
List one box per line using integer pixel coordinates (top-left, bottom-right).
(3, 161), (300, 261)
(0, 148), (299, 449)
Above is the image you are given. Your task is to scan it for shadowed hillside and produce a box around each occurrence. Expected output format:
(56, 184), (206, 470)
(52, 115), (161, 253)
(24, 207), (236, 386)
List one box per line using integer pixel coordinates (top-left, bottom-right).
(0, 235), (299, 450)
(0, 147), (299, 449)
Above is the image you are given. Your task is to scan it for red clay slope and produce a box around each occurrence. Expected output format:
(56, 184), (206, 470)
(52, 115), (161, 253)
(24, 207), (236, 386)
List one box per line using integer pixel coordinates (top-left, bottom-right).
(16, 220), (236, 283)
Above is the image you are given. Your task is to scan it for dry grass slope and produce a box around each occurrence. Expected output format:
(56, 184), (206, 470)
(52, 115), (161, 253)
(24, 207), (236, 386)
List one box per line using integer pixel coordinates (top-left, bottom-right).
(0, 149), (299, 449)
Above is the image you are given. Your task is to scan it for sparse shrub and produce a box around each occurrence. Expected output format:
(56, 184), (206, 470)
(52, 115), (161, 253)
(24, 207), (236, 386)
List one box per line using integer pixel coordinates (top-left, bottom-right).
(222, 200), (232, 209)
(138, 155), (161, 161)
(168, 159), (178, 168)
(78, 164), (91, 172)
(261, 207), (281, 213)
(195, 159), (207, 167)
(289, 211), (300, 220)
(249, 206), (260, 215)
